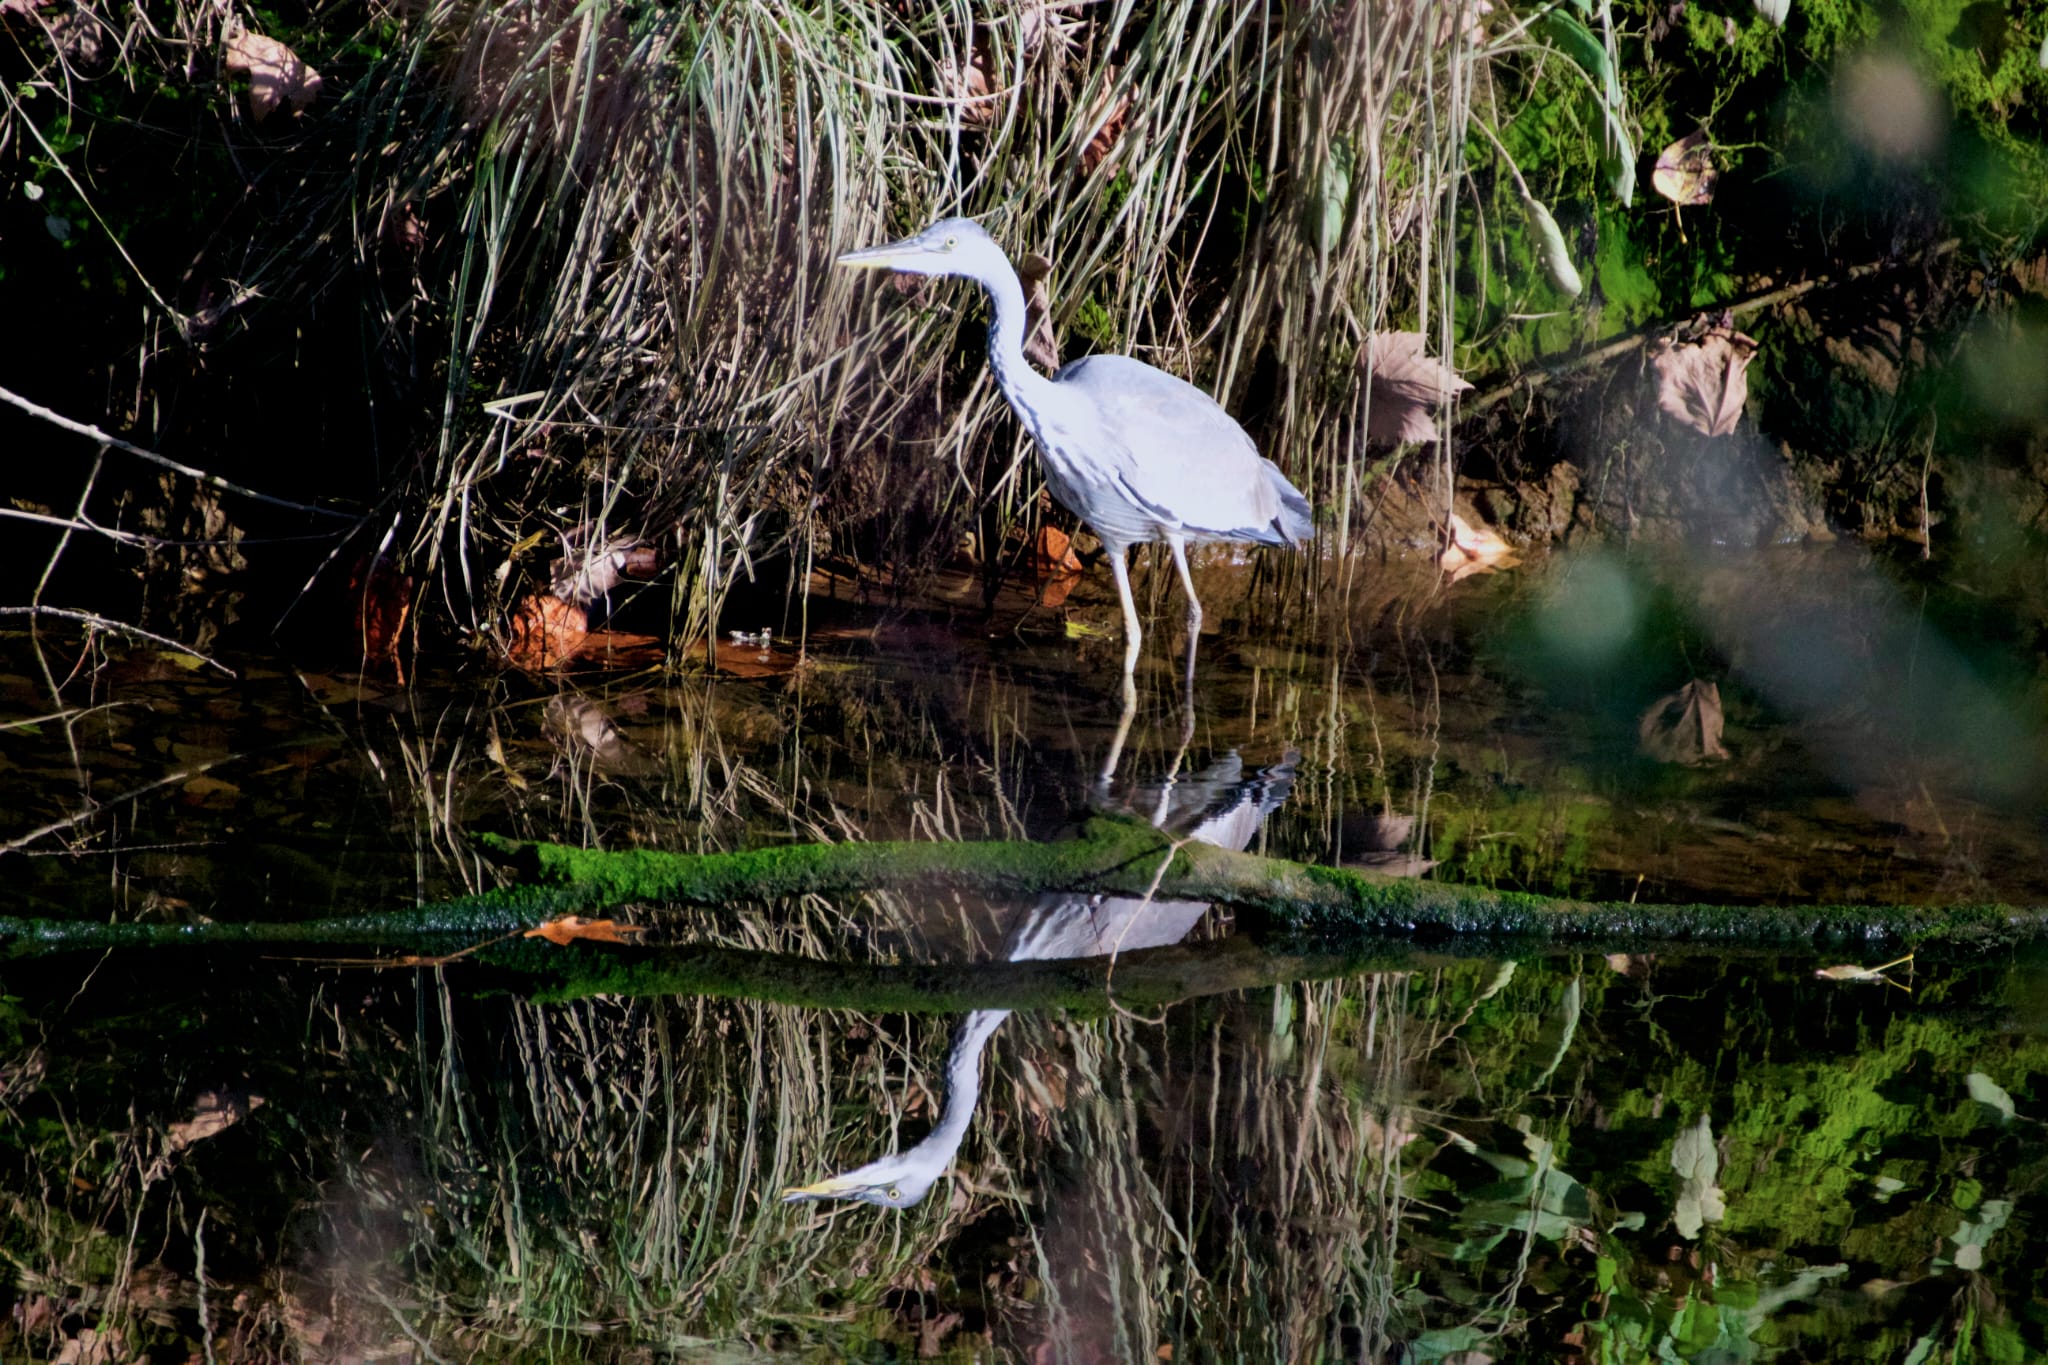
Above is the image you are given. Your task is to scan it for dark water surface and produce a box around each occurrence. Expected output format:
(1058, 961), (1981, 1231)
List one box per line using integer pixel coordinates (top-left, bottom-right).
(3, 546), (2046, 1361)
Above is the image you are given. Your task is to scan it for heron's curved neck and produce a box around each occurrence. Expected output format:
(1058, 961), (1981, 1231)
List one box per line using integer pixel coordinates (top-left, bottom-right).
(977, 263), (1059, 418)
(909, 1008), (1010, 1161)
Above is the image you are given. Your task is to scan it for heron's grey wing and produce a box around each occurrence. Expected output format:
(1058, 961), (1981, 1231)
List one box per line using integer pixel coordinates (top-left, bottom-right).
(1054, 355), (1311, 544)
(1004, 891), (1210, 960)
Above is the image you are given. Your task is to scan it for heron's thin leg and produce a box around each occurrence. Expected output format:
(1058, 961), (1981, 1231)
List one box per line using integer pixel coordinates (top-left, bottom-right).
(1097, 686), (1137, 796)
(1107, 545), (1142, 687)
(1167, 535), (1203, 634)
(1167, 535), (1203, 701)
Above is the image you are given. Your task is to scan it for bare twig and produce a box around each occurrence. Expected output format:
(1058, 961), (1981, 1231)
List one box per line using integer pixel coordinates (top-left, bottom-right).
(0, 606), (236, 678)
(0, 384), (355, 520)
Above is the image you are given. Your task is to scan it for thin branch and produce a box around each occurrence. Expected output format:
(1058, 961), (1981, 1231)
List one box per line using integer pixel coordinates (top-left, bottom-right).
(0, 606), (236, 679)
(1465, 239), (1962, 413)
(5, 506), (160, 546)
(0, 384), (357, 520)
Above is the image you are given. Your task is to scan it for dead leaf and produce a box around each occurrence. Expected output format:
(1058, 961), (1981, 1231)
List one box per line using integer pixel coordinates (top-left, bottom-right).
(1637, 679), (1731, 765)
(222, 23), (323, 123)
(1649, 327), (1756, 436)
(1078, 75), (1129, 174)
(346, 553), (414, 666)
(941, 40), (997, 130)
(386, 201), (427, 254)
(918, 1310), (964, 1359)
(1651, 130), (1719, 206)
(168, 1091), (266, 1151)
(566, 627), (666, 669)
(52, 1326), (123, 1365)
(1815, 952), (1914, 991)
(1019, 0), (1084, 58)
(505, 593), (588, 670)
(1439, 512), (1516, 581)
(523, 916), (648, 946)
(1017, 252), (1060, 371)
(0, 0), (53, 14)
(1363, 331), (1472, 444)
(181, 774), (241, 801)
(1670, 1111), (1725, 1239)
(1031, 524), (1082, 577)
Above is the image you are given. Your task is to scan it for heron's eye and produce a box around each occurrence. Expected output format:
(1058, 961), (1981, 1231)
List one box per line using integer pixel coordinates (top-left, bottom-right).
(942, 235), (958, 250)
(886, 1186), (901, 1201)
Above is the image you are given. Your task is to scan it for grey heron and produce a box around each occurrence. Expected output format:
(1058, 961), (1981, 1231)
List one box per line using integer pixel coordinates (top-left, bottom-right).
(836, 218), (1313, 689)
(782, 750), (1298, 1209)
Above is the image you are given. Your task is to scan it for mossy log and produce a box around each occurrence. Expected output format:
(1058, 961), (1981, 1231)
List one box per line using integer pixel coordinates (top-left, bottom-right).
(4, 815), (2043, 958)
(492, 818), (2047, 947)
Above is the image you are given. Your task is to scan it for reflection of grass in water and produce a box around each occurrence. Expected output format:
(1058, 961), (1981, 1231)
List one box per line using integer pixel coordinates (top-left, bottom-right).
(1427, 789), (1601, 897)
(7, 947), (2048, 1358)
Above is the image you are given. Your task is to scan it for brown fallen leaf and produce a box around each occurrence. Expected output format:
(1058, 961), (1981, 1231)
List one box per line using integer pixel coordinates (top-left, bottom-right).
(168, 1090), (266, 1151)
(1030, 524), (1083, 577)
(1439, 512), (1516, 581)
(1017, 252), (1060, 372)
(1652, 130), (1719, 206)
(1815, 952), (1913, 991)
(944, 45), (994, 128)
(505, 593), (588, 670)
(1638, 679), (1731, 765)
(1363, 331), (1473, 444)
(524, 916), (648, 946)
(346, 553), (414, 666)
(1078, 74), (1129, 174)
(1649, 327), (1756, 437)
(51, 1326), (124, 1365)
(222, 23), (323, 123)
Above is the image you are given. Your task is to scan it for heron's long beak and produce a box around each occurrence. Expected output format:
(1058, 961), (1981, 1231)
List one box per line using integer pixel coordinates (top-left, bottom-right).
(781, 1175), (857, 1202)
(835, 238), (921, 270)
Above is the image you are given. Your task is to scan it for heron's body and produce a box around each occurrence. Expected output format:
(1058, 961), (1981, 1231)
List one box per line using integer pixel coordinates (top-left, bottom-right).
(837, 219), (1312, 683)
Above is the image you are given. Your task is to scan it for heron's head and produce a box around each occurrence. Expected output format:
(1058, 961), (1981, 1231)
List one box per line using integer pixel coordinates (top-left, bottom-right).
(781, 1147), (945, 1209)
(836, 217), (1011, 284)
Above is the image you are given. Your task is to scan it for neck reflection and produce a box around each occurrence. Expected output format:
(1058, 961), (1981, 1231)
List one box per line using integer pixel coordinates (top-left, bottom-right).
(784, 747), (1297, 1210)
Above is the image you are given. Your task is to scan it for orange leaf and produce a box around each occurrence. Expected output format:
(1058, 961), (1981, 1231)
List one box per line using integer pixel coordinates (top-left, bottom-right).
(505, 593), (588, 670)
(523, 916), (647, 946)
(346, 553), (414, 665)
(1031, 524), (1083, 577)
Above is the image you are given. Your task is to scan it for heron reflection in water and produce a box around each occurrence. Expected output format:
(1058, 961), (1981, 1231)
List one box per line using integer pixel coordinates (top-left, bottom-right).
(836, 219), (1313, 692)
(782, 749), (1297, 1209)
